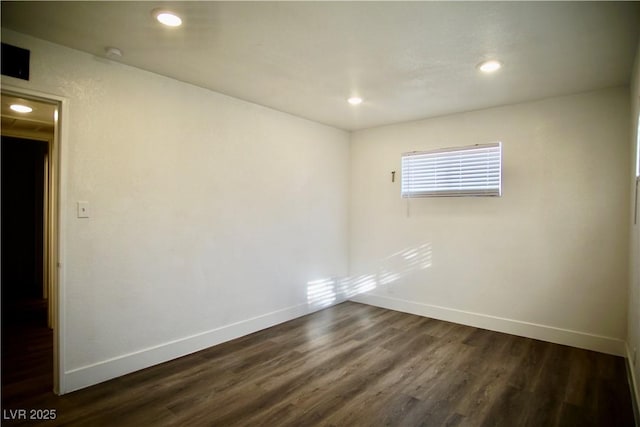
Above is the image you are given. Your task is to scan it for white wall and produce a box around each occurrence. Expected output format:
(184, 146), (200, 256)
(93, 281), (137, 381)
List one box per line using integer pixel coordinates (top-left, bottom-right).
(628, 40), (640, 408)
(350, 87), (631, 355)
(1, 29), (349, 393)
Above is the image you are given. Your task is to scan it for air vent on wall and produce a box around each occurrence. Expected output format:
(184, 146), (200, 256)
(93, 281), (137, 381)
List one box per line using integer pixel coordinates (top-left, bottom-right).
(1, 43), (30, 80)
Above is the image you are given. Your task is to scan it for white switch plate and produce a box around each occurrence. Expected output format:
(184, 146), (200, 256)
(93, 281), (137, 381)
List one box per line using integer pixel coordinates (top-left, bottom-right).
(77, 201), (90, 218)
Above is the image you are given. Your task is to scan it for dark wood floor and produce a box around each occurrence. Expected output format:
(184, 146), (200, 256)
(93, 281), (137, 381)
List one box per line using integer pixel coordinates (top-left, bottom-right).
(1, 301), (635, 426)
(2, 299), (54, 409)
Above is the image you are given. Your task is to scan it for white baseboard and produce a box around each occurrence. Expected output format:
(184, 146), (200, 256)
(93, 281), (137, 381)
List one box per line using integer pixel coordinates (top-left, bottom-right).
(63, 302), (326, 393)
(625, 343), (640, 425)
(350, 293), (626, 356)
(62, 294), (627, 394)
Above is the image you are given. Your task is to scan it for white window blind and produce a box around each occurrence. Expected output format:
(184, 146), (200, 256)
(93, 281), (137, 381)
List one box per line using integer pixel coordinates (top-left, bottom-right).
(401, 142), (502, 197)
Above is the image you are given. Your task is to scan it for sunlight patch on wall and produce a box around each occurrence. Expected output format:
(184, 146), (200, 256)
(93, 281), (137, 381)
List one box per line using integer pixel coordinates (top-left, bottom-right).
(386, 243), (432, 271)
(378, 269), (402, 286)
(343, 274), (377, 298)
(351, 242), (433, 297)
(307, 242), (433, 308)
(306, 278), (337, 308)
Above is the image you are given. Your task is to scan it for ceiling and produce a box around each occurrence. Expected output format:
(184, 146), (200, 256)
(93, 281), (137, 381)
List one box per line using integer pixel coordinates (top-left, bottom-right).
(1, 1), (639, 131)
(1, 94), (56, 140)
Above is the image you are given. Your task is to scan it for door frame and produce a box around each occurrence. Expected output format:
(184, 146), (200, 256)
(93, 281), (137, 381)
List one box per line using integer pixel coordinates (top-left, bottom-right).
(1, 85), (68, 395)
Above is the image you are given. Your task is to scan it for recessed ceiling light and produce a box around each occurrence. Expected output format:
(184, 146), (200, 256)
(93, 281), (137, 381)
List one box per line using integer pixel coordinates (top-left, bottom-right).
(153, 9), (182, 27)
(478, 60), (502, 73)
(348, 97), (363, 105)
(10, 104), (32, 113)
(105, 47), (123, 58)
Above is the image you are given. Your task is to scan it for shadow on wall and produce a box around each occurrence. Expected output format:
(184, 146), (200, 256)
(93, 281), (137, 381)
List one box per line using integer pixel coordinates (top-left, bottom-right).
(307, 243), (433, 308)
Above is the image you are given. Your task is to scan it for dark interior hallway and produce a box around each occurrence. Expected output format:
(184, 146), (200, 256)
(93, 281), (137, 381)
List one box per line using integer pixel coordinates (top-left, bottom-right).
(1, 135), (53, 409)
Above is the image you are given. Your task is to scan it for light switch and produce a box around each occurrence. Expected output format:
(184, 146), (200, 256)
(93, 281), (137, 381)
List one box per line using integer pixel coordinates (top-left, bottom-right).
(77, 201), (90, 218)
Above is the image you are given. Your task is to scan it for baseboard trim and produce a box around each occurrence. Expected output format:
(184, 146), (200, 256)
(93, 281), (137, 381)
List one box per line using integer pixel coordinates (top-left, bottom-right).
(63, 302), (325, 393)
(625, 343), (640, 425)
(350, 293), (626, 356)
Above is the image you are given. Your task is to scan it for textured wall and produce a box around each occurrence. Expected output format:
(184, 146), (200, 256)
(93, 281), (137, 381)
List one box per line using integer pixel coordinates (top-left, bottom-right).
(1, 29), (349, 392)
(350, 87), (630, 354)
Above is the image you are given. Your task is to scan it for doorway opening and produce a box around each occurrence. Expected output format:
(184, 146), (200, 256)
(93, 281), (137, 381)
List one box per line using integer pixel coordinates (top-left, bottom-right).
(1, 90), (61, 399)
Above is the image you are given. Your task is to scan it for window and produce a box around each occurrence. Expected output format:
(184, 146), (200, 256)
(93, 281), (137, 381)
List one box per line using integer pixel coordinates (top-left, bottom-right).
(401, 142), (502, 197)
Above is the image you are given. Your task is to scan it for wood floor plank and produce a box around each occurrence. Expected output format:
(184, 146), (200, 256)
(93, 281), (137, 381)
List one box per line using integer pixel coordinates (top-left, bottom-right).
(563, 346), (595, 407)
(2, 301), (635, 426)
(507, 337), (551, 391)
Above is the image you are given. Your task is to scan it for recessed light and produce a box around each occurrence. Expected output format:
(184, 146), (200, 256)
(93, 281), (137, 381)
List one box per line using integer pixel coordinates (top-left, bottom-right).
(105, 47), (123, 58)
(478, 60), (502, 73)
(10, 104), (32, 113)
(348, 97), (363, 105)
(153, 9), (182, 27)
